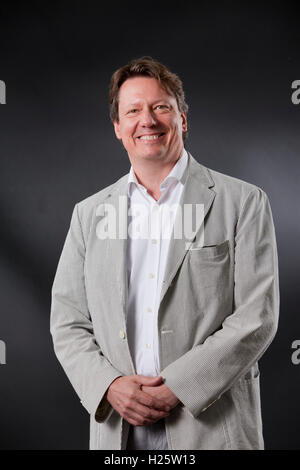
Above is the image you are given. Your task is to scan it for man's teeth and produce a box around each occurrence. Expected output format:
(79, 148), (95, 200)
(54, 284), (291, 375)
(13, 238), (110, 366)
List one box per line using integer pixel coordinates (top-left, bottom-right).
(139, 134), (161, 140)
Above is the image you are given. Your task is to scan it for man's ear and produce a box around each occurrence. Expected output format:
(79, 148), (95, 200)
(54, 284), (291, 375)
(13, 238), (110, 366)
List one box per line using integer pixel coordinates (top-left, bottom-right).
(113, 120), (122, 140)
(181, 112), (188, 133)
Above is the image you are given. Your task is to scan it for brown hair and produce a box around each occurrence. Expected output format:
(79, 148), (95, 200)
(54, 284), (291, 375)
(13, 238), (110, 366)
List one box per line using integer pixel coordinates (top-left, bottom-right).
(109, 56), (189, 142)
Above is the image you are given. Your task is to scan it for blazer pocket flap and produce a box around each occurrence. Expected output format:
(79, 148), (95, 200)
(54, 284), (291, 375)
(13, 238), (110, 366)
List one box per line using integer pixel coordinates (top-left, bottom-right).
(189, 240), (230, 257)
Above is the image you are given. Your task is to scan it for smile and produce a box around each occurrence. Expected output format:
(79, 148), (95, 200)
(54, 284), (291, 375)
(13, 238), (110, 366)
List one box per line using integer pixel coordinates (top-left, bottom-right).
(137, 133), (165, 141)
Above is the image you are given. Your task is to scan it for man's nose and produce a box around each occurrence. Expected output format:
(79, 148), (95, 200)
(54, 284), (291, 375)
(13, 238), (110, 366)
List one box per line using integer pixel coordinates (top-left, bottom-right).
(140, 109), (157, 127)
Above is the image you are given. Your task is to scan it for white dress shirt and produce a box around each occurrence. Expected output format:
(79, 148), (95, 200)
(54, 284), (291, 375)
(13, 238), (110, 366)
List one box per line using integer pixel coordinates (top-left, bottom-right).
(125, 149), (188, 450)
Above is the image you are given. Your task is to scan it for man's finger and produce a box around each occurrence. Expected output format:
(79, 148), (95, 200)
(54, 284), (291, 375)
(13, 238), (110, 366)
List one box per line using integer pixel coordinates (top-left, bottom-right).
(124, 409), (149, 426)
(133, 403), (170, 421)
(136, 389), (170, 412)
(124, 406), (169, 426)
(134, 375), (163, 386)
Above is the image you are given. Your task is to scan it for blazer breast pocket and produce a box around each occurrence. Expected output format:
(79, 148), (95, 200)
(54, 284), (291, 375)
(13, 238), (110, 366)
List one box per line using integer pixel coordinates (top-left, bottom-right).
(188, 240), (230, 288)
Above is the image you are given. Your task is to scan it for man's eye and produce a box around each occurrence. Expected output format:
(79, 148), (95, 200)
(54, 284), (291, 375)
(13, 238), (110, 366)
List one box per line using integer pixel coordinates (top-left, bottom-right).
(156, 105), (170, 111)
(129, 109), (138, 114)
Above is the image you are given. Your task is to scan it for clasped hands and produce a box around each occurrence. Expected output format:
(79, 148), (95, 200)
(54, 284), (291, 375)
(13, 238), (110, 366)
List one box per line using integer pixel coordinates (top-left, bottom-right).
(106, 375), (180, 426)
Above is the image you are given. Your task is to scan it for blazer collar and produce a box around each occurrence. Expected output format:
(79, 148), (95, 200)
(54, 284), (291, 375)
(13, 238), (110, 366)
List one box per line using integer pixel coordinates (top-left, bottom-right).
(103, 151), (215, 204)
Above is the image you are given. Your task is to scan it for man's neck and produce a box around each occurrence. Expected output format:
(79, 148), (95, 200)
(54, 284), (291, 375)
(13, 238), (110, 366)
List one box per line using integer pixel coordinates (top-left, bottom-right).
(130, 151), (183, 201)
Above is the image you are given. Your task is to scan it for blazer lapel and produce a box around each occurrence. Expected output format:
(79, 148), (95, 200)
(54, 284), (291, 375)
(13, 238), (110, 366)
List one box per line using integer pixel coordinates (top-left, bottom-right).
(159, 153), (216, 305)
(95, 174), (129, 317)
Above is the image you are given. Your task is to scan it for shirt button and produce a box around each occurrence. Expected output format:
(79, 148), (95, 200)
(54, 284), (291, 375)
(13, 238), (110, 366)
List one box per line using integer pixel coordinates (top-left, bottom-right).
(149, 273), (155, 279)
(147, 307), (153, 313)
(151, 239), (158, 244)
(152, 205), (159, 212)
(146, 343), (151, 349)
(119, 330), (126, 339)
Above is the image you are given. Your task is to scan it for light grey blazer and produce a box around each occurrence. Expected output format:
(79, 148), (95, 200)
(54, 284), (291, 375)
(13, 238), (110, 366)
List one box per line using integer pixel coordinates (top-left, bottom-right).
(50, 152), (279, 450)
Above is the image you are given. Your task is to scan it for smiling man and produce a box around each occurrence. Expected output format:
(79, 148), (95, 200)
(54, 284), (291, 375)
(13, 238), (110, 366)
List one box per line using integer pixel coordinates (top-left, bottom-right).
(50, 57), (279, 450)
(112, 74), (187, 203)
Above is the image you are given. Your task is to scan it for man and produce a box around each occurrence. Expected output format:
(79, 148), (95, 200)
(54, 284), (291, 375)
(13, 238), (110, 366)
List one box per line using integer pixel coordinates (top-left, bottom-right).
(50, 57), (279, 450)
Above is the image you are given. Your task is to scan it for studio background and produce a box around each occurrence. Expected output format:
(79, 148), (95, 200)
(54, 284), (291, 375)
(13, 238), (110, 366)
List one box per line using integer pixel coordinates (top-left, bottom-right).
(0, 1), (299, 449)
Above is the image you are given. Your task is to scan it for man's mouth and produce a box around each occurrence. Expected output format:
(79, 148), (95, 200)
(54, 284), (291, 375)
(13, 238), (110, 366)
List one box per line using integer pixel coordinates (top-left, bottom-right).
(137, 133), (165, 141)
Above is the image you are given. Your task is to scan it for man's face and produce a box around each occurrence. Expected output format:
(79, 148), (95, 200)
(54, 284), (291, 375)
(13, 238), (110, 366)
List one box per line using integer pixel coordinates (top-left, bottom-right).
(113, 76), (187, 165)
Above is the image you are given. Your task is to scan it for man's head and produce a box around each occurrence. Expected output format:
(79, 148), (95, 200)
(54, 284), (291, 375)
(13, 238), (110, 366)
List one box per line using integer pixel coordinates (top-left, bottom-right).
(109, 57), (188, 166)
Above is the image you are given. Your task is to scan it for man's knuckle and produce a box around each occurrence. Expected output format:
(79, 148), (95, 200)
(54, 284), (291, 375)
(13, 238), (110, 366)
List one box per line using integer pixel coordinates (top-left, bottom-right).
(148, 398), (154, 407)
(146, 411), (153, 419)
(128, 390), (135, 400)
(124, 398), (131, 408)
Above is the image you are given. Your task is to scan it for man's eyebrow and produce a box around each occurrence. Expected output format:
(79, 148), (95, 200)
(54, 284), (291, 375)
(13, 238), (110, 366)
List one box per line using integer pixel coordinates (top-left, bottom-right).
(126, 101), (142, 107)
(125, 99), (171, 108)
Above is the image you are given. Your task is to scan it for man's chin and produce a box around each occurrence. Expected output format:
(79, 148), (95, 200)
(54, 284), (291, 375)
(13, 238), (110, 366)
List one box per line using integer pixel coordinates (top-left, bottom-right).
(138, 149), (165, 161)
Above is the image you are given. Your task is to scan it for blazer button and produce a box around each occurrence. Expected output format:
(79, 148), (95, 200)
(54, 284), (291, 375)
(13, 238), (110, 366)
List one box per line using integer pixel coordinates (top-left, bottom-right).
(119, 330), (126, 339)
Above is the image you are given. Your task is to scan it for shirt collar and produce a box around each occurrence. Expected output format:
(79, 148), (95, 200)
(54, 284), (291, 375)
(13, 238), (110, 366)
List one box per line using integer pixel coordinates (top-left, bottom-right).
(127, 148), (188, 197)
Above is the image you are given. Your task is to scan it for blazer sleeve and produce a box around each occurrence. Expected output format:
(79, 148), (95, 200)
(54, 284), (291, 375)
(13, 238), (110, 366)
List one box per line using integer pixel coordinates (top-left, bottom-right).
(160, 187), (280, 418)
(50, 204), (123, 423)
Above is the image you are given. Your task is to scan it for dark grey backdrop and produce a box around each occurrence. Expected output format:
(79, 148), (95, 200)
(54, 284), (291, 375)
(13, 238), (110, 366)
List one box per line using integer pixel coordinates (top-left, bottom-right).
(0, 1), (299, 449)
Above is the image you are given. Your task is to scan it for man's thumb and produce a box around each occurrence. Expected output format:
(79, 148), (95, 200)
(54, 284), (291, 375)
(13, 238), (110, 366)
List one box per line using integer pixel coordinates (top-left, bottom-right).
(135, 375), (163, 386)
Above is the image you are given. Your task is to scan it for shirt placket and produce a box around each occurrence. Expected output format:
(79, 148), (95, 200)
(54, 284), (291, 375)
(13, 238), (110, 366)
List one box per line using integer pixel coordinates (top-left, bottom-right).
(142, 200), (161, 376)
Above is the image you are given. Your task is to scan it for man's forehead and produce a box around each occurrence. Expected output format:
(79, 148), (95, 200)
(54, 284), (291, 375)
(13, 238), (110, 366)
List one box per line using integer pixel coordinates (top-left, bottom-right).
(118, 77), (174, 103)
